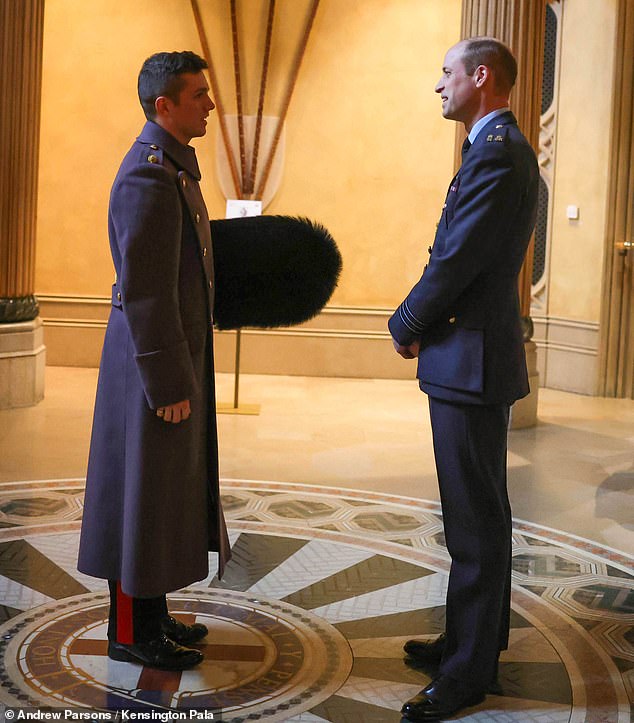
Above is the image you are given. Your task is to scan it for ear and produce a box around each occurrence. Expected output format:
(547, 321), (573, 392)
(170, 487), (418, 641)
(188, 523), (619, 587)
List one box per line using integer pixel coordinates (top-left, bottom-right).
(473, 64), (490, 88)
(154, 95), (171, 118)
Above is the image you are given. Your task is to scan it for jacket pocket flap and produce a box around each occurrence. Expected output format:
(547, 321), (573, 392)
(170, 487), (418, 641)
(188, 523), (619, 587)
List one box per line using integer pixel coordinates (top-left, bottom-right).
(418, 327), (484, 393)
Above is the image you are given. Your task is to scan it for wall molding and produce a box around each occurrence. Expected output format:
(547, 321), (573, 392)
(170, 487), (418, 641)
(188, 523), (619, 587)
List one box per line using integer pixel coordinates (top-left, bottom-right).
(38, 294), (111, 304)
(38, 294), (601, 392)
(37, 295), (411, 379)
(533, 314), (600, 394)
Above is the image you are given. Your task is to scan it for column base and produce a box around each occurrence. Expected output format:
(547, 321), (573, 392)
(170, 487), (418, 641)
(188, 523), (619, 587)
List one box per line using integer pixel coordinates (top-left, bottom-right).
(0, 318), (46, 409)
(510, 340), (539, 429)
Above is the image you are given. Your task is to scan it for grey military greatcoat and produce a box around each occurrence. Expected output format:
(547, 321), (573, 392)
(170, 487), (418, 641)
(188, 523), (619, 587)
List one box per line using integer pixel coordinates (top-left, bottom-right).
(78, 121), (230, 598)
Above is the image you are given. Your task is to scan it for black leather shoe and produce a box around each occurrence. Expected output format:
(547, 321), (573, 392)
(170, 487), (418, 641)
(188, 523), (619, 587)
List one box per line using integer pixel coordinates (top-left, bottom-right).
(403, 634), (446, 664)
(404, 637), (503, 695)
(108, 634), (204, 670)
(401, 675), (486, 721)
(161, 615), (208, 644)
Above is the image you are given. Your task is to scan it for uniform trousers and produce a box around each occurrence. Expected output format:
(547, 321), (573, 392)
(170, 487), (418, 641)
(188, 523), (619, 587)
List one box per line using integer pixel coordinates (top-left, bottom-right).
(428, 397), (512, 690)
(107, 580), (168, 644)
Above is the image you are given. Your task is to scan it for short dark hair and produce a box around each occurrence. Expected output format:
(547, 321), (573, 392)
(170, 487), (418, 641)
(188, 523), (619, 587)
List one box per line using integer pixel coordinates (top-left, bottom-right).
(460, 37), (517, 93)
(138, 51), (208, 120)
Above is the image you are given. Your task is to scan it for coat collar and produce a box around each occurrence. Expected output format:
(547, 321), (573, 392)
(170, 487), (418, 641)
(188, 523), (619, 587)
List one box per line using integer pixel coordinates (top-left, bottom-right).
(483, 109), (517, 128)
(472, 110), (518, 144)
(137, 121), (201, 180)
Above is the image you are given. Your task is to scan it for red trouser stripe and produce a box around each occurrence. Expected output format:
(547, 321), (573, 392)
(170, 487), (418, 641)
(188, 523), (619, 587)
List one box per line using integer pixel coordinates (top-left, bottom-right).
(116, 581), (134, 644)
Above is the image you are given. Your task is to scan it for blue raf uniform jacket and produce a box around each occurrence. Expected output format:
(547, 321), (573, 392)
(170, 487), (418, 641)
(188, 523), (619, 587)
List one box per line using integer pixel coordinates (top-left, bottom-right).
(389, 111), (539, 405)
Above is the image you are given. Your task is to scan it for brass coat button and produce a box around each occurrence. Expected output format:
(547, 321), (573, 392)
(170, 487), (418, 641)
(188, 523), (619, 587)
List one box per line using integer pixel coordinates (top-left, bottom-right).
(208, 280), (212, 288)
(150, 144), (158, 150)
(182, 178), (187, 188)
(195, 213), (200, 223)
(203, 247), (207, 256)
(449, 316), (456, 324)
(147, 154), (159, 164)
(116, 292), (121, 301)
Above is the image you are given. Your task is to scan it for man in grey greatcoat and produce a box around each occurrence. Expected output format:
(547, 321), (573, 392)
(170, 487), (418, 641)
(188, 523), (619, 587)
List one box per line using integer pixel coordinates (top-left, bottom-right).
(78, 51), (231, 671)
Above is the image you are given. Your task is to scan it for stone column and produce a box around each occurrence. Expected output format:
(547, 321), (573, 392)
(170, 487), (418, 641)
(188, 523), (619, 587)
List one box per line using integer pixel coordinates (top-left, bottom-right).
(0, 0), (46, 408)
(460, 0), (546, 427)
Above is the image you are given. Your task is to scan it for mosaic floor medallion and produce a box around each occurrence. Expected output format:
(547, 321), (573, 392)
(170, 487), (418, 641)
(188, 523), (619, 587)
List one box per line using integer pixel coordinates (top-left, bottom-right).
(0, 478), (632, 721)
(0, 589), (352, 719)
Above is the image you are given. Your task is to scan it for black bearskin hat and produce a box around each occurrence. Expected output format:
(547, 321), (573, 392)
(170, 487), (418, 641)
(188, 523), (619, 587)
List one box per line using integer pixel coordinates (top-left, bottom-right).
(211, 215), (342, 330)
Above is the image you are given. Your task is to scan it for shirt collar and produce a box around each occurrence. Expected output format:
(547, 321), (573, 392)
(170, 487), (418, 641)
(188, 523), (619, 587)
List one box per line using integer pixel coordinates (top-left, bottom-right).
(468, 107), (511, 145)
(137, 121), (202, 180)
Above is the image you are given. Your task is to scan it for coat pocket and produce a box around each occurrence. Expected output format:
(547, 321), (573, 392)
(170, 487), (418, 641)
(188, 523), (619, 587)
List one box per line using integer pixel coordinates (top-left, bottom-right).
(418, 326), (484, 394)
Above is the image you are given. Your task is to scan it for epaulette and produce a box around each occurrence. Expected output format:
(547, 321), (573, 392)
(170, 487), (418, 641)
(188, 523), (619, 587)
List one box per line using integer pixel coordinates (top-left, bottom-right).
(142, 142), (165, 165)
(485, 124), (510, 144)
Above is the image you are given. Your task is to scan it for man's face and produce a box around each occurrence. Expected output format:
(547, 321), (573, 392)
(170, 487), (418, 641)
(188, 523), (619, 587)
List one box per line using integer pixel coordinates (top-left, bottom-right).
(434, 43), (479, 125)
(162, 71), (215, 144)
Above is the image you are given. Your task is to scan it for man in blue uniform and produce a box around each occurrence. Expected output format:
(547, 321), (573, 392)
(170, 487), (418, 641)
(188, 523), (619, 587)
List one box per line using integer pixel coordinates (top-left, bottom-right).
(78, 51), (230, 671)
(389, 38), (538, 720)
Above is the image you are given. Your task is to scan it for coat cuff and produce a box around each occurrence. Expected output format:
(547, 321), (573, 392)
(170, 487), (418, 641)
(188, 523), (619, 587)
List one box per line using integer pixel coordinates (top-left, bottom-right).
(388, 301), (426, 346)
(134, 340), (198, 409)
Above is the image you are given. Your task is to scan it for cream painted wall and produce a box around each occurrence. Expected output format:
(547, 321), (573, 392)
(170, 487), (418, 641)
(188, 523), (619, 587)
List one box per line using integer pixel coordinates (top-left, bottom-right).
(36, 0), (461, 307)
(547, 0), (617, 323)
(37, 0), (217, 296)
(265, 1), (462, 307)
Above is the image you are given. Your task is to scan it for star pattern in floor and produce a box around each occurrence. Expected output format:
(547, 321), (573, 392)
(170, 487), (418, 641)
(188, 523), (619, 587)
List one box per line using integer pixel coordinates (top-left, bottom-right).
(0, 478), (632, 721)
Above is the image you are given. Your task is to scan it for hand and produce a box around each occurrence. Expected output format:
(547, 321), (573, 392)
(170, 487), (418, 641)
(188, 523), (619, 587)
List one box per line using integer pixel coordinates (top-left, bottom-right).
(392, 338), (420, 359)
(156, 399), (191, 424)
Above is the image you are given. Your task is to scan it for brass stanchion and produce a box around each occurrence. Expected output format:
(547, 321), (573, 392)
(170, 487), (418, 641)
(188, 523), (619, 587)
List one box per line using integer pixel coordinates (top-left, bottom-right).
(217, 199), (262, 416)
(217, 328), (260, 415)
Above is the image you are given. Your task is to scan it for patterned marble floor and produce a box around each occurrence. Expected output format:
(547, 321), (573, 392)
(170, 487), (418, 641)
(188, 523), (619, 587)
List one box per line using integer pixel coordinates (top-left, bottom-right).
(0, 477), (632, 721)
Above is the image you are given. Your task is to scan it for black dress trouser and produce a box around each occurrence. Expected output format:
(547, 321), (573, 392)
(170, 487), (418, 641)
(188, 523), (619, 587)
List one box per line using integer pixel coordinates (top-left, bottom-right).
(107, 580), (167, 644)
(428, 397), (512, 690)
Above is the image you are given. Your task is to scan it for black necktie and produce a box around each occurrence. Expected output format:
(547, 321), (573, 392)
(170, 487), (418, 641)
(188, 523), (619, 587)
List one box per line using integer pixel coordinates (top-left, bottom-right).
(461, 137), (472, 159)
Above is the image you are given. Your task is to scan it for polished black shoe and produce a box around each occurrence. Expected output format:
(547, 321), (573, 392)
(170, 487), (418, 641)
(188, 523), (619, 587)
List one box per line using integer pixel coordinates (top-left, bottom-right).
(161, 614), (208, 645)
(404, 637), (503, 695)
(401, 675), (486, 721)
(108, 634), (204, 670)
(403, 633), (446, 664)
